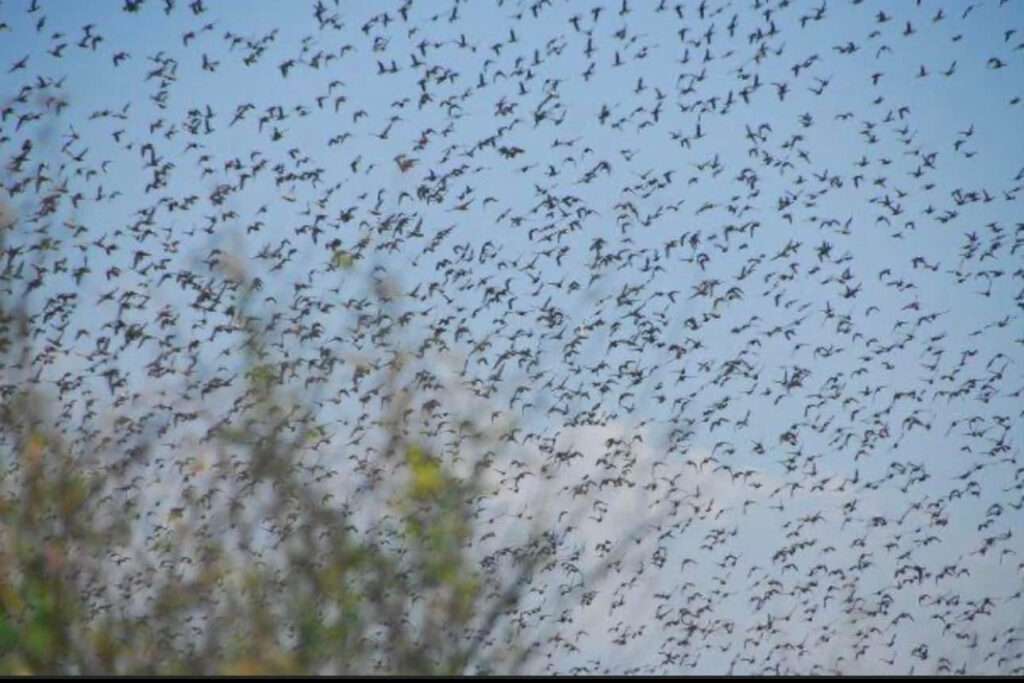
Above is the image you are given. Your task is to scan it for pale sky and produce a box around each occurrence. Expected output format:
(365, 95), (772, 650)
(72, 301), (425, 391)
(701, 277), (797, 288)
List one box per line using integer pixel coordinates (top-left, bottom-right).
(1, 0), (1023, 674)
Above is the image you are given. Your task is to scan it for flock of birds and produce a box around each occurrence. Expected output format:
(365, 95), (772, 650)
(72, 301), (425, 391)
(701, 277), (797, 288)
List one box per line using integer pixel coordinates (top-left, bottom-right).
(1, 0), (1023, 675)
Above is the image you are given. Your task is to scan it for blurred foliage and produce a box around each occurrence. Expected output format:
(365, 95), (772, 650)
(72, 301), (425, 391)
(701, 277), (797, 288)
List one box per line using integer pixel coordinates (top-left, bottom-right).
(0, 250), (550, 674)
(0, 149), (564, 674)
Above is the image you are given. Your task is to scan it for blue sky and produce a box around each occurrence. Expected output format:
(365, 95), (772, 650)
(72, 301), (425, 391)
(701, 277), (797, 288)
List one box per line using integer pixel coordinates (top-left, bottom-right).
(2, 0), (1024, 674)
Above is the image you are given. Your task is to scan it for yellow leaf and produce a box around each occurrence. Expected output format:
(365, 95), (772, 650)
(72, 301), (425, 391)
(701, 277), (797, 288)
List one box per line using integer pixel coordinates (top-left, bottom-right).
(23, 433), (46, 466)
(407, 445), (444, 499)
(332, 250), (354, 269)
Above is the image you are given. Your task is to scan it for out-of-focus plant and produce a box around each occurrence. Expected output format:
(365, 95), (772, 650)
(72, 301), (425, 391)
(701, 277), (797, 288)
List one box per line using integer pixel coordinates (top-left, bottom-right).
(0, 122), (572, 672)
(0, 223), (553, 674)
